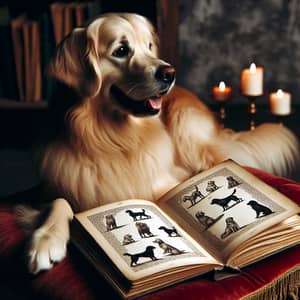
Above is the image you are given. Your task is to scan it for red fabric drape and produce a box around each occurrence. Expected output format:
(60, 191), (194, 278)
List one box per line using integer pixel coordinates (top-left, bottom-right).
(1, 167), (300, 300)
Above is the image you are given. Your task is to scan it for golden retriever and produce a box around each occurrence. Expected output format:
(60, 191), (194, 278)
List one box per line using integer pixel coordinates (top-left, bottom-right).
(17, 13), (299, 274)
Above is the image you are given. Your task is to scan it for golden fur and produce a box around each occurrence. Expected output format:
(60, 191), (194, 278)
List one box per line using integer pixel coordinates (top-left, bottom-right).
(18, 13), (299, 274)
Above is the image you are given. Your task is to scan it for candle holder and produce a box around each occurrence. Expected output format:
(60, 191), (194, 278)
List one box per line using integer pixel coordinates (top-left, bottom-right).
(275, 115), (285, 126)
(210, 101), (228, 127)
(272, 113), (291, 126)
(243, 94), (262, 130)
(218, 103), (227, 127)
(212, 82), (233, 128)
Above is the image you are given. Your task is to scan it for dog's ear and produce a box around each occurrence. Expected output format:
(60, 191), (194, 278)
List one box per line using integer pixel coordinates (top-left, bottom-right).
(47, 28), (101, 97)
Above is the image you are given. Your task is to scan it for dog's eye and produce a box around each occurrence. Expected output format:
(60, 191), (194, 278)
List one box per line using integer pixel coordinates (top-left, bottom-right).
(149, 42), (153, 51)
(112, 44), (130, 58)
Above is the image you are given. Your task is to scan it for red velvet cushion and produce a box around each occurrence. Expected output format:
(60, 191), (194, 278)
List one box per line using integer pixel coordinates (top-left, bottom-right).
(1, 168), (300, 300)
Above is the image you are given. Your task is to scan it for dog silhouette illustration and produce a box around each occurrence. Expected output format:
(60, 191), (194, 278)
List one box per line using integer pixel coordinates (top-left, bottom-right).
(125, 209), (151, 221)
(226, 176), (241, 189)
(206, 180), (221, 193)
(221, 217), (241, 239)
(195, 211), (215, 230)
(105, 214), (117, 231)
(247, 200), (273, 218)
(124, 246), (157, 266)
(182, 185), (205, 206)
(135, 222), (154, 238)
(122, 234), (135, 245)
(158, 226), (180, 237)
(210, 189), (242, 211)
(153, 238), (184, 255)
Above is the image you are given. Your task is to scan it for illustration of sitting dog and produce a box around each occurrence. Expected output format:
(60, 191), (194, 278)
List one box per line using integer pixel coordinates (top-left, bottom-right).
(153, 238), (184, 255)
(210, 189), (242, 211)
(124, 246), (158, 266)
(195, 211), (215, 230)
(247, 200), (273, 218)
(122, 234), (136, 245)
(221, 217), (241, 239)
(226, 176), (241, 189)
(158, 226), (180, 237)
(135, 222), (154, 238)
(125, 209), (151, 221)
(105, 214), (117, 231)
(206, 180), (221, 193)
(182, 185), (205, 207)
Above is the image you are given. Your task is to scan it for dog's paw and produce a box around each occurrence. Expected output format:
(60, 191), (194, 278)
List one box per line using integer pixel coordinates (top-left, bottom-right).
(28, 227), (68, 274)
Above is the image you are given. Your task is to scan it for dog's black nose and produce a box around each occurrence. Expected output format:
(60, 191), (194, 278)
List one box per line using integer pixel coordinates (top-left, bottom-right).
(155, 65), (176, 84)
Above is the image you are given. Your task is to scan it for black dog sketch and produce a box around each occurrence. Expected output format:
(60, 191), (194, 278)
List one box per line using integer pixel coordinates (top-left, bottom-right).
(182, 185), (205, 206)
(210, 189), (242, 211)
(122, 234), (135, 245)
(124, 246), (158, 266)
(221, 217), (241, 239)
(206, 180), (221, 193)
(158, 226), (180, 237)
(153, 238), (184, 255)
(125, 209), (151, 221)
(105, 214), (117, 231)
(195, 211), (215, 230)
(226, 176), (241, 189)
(247, 200), (273, 218)
(135, 222), (154, 238)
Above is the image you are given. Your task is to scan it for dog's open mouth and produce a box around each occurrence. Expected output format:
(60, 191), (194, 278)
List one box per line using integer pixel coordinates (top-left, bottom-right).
(111, 85), (167, 116)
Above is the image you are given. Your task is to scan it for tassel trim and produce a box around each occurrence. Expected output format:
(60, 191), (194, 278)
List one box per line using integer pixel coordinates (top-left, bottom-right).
(242, 265), (300, 300)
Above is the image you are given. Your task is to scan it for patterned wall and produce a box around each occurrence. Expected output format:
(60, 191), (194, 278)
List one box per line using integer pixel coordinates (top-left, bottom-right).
(177, 0), (300, 104)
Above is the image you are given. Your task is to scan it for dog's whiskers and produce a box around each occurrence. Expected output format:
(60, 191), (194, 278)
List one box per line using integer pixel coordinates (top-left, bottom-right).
(125, 83), (141, 95)
(122, 81), (160, 98)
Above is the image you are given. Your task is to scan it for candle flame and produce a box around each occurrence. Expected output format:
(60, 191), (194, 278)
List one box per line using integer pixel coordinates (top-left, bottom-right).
(250, 63), (256, 73)
(219, 81), (226, 91)
(277, 89), (283, 97)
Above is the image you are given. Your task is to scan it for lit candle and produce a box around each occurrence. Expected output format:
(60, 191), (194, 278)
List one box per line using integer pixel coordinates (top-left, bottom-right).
(241, 63), (264, 96)
(269, 89), (291, 115)
(212, 81), (232, 101)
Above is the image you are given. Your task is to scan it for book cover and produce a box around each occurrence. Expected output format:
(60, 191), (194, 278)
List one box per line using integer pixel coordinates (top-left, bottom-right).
(50, 2), (65, 45)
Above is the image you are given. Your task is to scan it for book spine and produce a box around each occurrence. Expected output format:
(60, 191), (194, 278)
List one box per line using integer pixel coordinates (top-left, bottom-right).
(11, 14), (27, 101)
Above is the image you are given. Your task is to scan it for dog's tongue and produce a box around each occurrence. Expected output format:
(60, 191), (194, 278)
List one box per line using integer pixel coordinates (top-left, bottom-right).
(147, 97), (162, 110)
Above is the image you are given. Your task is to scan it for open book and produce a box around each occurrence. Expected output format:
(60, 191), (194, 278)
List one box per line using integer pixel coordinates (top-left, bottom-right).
(71, 160), (300, 299)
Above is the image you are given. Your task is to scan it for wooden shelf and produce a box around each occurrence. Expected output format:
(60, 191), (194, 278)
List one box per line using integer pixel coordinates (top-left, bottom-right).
(0, 99), (48, 110)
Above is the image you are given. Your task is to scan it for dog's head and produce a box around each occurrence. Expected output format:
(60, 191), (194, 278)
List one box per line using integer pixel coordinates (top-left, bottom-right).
(48, 13), (176, 117)
(105, 214), (114, 220)
(225, 217), (234, 223)
(210, 199), (217, 204)
(153, 238), (162, 244)
(195, 211), (204, 217)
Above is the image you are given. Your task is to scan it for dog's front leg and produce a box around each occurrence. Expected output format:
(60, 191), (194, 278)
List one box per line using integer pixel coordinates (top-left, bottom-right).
(28, 198), (73, 274)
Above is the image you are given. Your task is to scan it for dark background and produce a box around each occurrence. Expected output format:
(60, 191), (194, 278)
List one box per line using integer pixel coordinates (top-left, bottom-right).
(0, 0), (300, 198)
(177, 0), (300, 107)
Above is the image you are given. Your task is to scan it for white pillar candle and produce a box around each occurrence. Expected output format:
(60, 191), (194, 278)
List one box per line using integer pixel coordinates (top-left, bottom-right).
(241, 63), (264, 96)
(269, 89), (291, 115)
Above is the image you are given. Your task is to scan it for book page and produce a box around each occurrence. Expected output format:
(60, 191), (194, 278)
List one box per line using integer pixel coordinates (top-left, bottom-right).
(74, 199), (219, 282)
(158, 160), (300, 262)
(227, 214), (300, 267)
